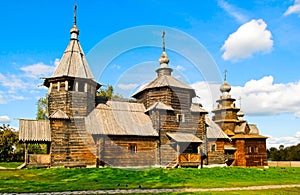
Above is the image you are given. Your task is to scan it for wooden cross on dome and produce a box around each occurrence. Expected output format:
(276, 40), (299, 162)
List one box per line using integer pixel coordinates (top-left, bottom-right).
(74, 4), (77, 26)
(224, 69), (227, 81)
(162, 30), (166, 52)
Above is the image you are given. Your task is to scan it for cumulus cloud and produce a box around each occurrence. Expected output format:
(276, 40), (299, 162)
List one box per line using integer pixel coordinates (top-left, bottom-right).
(0, 59), (58, 102)
(231, 76), (300, 117)
(284, 0), (300, 16)
(0, 73), (28, 93)
(221, 19), (273, 61)
(218, 0), (248, 23)
(267, 131), (300, 148)
(117, 83), (139, 90)
(21, 60), (57, 79)
(192, 76), (300, 118)
(0, 115), (10, 123)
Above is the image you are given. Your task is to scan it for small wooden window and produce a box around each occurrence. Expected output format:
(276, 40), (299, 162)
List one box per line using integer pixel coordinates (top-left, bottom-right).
(211, 144), (216, 152)
(247, 146), (252, 154)
(128, 144), (137, 154)
(254, 146), (258, 153)
(177, 114), (185, 123)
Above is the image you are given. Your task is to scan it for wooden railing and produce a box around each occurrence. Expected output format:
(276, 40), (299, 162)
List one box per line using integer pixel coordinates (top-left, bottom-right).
(179, 153), (200, 163)
(28, 154), (50, 164)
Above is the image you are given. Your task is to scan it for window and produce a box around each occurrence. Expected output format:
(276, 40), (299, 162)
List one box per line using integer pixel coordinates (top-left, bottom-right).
(177, 114), (185, 123)
(247, 146), (252, 154)
(211, 144), (216, 152)
(254, 146), (258, 153)
(128, 144), (137, 154)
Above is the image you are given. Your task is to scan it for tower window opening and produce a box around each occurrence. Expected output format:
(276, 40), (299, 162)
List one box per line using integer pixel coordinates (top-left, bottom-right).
(78, 82), (85, 92)
(68, 81), (74, 91)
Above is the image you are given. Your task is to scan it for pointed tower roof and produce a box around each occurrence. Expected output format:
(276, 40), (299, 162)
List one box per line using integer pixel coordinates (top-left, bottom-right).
(51, 4), (95, 80)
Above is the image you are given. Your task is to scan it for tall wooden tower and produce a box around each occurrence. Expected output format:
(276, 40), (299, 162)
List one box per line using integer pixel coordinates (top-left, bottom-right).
(43, 5), (101, 167)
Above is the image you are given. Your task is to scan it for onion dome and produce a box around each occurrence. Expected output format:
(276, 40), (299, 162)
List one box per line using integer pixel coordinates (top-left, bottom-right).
(237, 109), (245, 118)
(220, 81), (231, 93)
(159, 51), (170, 67)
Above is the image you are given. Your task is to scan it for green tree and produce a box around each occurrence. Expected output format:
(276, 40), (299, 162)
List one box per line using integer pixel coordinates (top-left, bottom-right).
(97, 85), (122, 99)
(0, 124), (19, 161)
(36, 95), (48, 120)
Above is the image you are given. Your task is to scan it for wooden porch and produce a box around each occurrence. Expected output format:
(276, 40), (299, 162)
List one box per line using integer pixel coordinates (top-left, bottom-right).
(178, 153), (201, 167)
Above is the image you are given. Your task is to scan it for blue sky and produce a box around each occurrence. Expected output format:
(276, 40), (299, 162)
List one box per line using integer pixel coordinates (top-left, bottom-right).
(1, 0), (300, 148)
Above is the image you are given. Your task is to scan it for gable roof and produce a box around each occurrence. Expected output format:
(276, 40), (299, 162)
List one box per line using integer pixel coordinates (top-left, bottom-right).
(132, 75), (195, 97)
(167, 132), (203, 143)
(190, 103), (208, 113)
(249, 124), (259, 135)
(231, 134), (268, 139)
(49, 109), (69, 119)
(145, 102), (174, 112)
(206, 116), (230, 140)
(19, 119), (51, 142)
(85, 101), (158, 136)
(234, 122), (247, 134)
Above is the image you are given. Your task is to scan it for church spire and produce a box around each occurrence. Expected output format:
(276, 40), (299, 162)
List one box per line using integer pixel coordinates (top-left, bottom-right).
(158, 30), (170, 67)
(70, 4), (79, 40)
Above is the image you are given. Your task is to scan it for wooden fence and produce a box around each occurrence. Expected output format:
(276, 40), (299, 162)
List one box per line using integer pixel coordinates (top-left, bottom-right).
(268, 161), (300, 167)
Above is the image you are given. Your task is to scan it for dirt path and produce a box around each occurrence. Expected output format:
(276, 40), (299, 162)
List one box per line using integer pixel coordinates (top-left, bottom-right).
(1, 184), (299, 194)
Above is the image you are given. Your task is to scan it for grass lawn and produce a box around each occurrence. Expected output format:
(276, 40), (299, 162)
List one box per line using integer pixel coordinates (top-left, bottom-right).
(0, 166), (299, 193)
(0, 162), (23, 168)
(159, 187), (300, 194)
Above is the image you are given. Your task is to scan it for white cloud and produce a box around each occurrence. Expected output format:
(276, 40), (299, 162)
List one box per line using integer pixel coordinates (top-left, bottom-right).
(0, 73), (28, 93)
(175, 65), (185, 71)
(0, 115), (10, 123)
(21, 62), (56, 79)
(192, 76), (300, 118)
(284, 0), (300, 16)
(191, 82), (220, 112)
(218, 0), (248, 23)
(0, 59), (58, 102)
(117, 83), (139, 90)
(0, 91), (6, 104)
(231, 76), (300, 117)
(221, 19), (273, 61)
(267, 131), (300, 148)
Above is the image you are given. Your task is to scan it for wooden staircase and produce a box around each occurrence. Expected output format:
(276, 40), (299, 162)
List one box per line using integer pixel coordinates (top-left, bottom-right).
(165, 162), (179, 169)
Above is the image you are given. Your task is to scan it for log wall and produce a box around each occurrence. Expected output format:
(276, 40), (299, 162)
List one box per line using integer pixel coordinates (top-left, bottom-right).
(100, 136), (158, 167)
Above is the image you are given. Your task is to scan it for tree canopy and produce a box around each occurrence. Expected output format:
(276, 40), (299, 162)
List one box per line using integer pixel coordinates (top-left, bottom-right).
(36, 95), (48, 120)
(267, 144), (300, 161)
(0, 124), (23, 161)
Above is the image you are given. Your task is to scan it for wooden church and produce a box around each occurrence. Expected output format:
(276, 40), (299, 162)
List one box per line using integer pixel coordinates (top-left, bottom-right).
(18, 6), (268, 168)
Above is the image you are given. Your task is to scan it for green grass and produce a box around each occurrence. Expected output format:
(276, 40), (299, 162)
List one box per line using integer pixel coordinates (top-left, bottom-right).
(0, 162), (23, 168)
(0, 167), (299, 193)
(158, 187), (300, 194)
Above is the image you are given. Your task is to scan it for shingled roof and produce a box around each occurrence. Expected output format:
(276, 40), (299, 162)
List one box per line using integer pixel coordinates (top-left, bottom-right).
(19, 119), (51, 142)
(85, 101), (158, 136)
(206, 116), (230, 140)
(132, 75), (195, 97)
